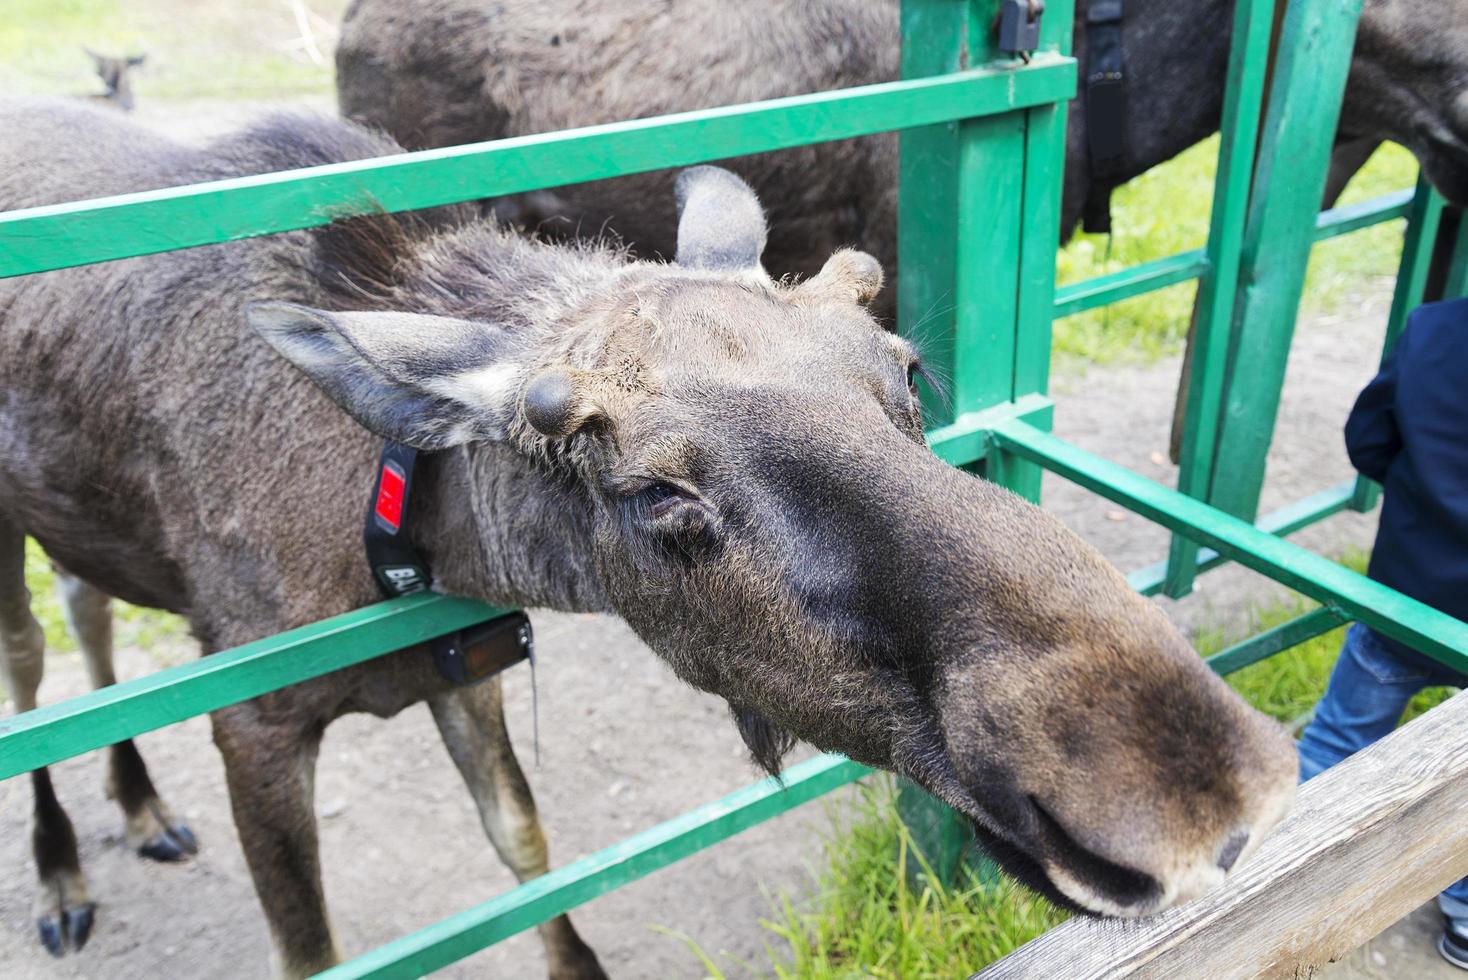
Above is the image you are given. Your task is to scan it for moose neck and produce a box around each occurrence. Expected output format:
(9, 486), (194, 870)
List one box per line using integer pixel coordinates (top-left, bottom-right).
(411, 442), (610, 613)
(1065, 0), (1234, 233)
(375, 223), (623, 614)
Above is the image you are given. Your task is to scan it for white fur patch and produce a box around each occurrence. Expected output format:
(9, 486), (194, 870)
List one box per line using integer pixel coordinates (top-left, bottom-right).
(428, 362), (523, 437)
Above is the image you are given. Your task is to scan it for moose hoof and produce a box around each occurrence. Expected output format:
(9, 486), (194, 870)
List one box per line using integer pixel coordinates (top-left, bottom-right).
(137, 822), (199, 863)
(36, 901), (96, 957)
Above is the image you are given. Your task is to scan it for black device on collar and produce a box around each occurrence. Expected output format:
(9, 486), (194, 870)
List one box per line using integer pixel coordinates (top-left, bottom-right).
(1083, 0), (1127, 235)
(365, 441), (532, 686)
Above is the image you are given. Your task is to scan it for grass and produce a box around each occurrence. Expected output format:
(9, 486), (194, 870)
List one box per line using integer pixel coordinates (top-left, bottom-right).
(0, 0), (349, 102)
(1053, 139), (1421, 364)
(692, 550), (1459, 979)
(0, 538), (189, 702)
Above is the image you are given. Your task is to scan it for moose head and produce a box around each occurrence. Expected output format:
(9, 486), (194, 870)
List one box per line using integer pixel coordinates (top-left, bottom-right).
(249, 166), (1296, 917)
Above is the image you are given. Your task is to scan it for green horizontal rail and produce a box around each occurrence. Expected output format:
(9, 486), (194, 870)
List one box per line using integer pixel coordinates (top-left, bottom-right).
(927, 393), (1055, 466)
(0, 593), (507, 781)
(316, 753), (871, 980)
(1053, 250), (1209, 319)
(0, 56), (1075, 278)
(1128, 478), (1357, 595)
(989, 419), (1468, 673)
(1052, 189), (1412, 320)
(1312, 187), (1415, 242)
(1205, 606), (1349, 676)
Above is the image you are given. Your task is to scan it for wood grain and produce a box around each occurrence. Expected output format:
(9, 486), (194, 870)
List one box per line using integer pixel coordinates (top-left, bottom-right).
(977, 689), (1468, 979)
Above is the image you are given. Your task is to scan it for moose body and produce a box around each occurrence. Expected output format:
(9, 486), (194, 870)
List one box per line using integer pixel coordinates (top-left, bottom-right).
(1, 98), (1296, 976)
(337, 0), (1468, 313)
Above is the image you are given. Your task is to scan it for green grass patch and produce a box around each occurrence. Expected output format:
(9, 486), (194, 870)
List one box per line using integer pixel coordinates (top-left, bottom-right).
(671, 778), (1066, 980)
(711, 550), (1459, 978)
(15, 537), (188, 668)
(1053, 139), (1420, 365)
(1213, 550), (1454, 726)
(0, 0), (349, 102)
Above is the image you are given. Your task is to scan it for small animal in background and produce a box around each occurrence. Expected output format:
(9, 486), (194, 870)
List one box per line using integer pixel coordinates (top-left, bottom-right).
(83, 48), (145, 111)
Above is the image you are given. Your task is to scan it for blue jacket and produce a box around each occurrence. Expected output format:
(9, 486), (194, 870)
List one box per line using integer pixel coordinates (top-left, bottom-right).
(1345, 297), (1468, 681)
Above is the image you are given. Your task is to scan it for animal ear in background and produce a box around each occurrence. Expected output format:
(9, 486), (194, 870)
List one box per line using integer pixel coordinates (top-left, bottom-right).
(731, 705), (797, 777)
(246, 302), (522, 451)
(126, 54), (146, 68)
(796, 248), (886, 306)
(674, 166), (768, 272)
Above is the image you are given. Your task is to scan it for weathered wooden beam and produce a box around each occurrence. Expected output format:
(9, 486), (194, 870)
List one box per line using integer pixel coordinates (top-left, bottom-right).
(975, 689), (1468, 979)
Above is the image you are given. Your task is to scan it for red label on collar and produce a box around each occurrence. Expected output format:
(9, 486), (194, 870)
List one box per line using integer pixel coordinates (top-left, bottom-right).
(375, 462), (406, 533)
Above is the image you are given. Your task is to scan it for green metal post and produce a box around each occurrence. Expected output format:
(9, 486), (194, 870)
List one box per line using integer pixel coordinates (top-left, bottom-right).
(1161, 0), (1277, 598)
(896, 0), (992, 888)
(1442, 209), (1468, 299)
(1205, 0), (1366, 524)
(896, 0), (1073, 887)
(1349, 177), (1446, 512)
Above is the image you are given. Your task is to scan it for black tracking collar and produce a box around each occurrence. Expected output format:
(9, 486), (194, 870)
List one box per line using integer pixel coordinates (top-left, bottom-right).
(365, 441), (532, 686)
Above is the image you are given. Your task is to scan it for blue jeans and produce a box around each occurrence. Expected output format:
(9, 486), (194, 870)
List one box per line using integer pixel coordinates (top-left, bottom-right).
(1298, 623), (1468, 924)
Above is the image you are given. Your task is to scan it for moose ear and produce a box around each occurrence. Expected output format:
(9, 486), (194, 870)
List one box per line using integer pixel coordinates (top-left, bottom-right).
(127, 54), (146, 68)
(247, 302), (522, 451)
(674, 166), (768, 271)
(796, 249), (885, 306)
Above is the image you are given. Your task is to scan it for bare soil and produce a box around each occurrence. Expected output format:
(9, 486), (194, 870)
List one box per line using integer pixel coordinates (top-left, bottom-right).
(0, 99), (1452, 979)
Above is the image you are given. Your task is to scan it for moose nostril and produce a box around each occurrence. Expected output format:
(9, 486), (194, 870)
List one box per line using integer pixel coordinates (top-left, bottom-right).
(1217, 831), (1249, 873)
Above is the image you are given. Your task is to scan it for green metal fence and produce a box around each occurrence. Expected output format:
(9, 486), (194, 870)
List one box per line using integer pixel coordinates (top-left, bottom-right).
(1, 0), (1465, 976)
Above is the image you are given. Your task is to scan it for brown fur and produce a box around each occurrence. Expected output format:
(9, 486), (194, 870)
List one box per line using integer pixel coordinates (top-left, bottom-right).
(336, 0), (1468, 319)
(1, 100), (1295, 972)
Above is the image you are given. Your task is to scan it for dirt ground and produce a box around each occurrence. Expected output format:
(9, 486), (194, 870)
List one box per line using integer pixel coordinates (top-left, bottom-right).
(0, 100), (1457, 979)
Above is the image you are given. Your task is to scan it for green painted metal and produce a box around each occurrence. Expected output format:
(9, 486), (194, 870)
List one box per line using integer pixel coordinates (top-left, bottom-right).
(1313, 188), (1415, 242)
(1350, 177), (1446, 512)
(1163, 0), (1278, 599)
(1128, 478), (1356, 595)
(895, 0), (969, 426)
(895, 0), (1073, 884)
(0, 58), (1074, 279)
(990, 419), (1468, 674)
(927, 394), (1055, 467)
(0, 594), (508, 781)
(1205, 0), (1366, 525)
(1445, 211), (1468, 299)
(1204, 606), (1348, 676)
(892, 0), (986, 873)
(1053, 250), (1210, 319)
(1050, 190), (1412, 321)
(314, 754), (870, 980)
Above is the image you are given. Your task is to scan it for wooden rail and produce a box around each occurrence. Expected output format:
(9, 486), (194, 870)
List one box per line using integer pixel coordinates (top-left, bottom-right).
(976, 689), (1468, 979)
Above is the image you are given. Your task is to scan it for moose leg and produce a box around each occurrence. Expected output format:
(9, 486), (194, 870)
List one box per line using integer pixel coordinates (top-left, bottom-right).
(212, 702), (339, 978)
(55, 570), (198, 862)
(428, 680), (606, 980)
(0, 523), (95, 956)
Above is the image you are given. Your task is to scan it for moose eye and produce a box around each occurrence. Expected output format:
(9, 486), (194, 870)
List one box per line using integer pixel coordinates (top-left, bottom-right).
(627, 480), (695, 519)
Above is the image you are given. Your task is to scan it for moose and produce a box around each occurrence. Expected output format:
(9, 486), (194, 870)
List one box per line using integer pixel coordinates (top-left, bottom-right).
(83, 48), (145, 112)
(1, 97), (1296, 977)
(335, 0), (1468, 316)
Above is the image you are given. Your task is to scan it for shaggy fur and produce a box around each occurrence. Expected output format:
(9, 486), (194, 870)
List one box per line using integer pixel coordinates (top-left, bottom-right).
(2, 100), (1299, 972)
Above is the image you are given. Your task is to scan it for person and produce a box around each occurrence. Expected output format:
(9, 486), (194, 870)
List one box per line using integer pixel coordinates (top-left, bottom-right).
(1296, 295), (1468, 968)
